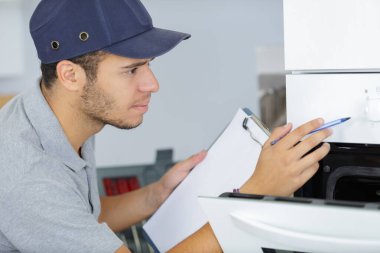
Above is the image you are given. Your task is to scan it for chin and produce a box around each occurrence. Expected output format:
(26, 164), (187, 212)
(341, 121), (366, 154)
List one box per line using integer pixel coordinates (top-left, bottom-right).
(109, 118), (143, 130)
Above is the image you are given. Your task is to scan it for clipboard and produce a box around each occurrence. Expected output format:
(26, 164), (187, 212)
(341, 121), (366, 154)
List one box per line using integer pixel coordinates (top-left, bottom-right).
(143, 108), (270, 252)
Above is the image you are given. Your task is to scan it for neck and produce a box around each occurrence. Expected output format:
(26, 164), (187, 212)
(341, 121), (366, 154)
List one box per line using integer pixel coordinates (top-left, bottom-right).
(41, 84), (104, 155)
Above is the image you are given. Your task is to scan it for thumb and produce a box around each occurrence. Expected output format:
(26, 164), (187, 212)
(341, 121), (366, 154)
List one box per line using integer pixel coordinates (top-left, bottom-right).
(264, 123), (292, 148)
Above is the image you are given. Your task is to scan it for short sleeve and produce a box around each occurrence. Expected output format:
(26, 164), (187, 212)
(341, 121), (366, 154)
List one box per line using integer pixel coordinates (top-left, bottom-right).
(0, 180), (123, 253)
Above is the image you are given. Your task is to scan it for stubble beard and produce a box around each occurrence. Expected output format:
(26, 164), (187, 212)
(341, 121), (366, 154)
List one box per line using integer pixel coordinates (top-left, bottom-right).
(80, 81), (143, 130)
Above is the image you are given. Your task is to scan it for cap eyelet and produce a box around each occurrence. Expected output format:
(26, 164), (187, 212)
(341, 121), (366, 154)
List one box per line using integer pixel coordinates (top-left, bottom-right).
(51, 41), (60, 50)
(79, 32), (89, 42)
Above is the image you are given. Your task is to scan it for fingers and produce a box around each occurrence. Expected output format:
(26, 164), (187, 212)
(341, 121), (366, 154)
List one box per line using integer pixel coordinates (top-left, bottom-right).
(297, 163), (320, 188)
(286, 143), (330, 192)
(193, 150), (207, 164)
(297, 142), (331, 177)
(159, 150), (207, 194)
(175, 150), (207, 172)
(289, 128), (333, 161)
(264, 123), (293, 148)
(279, 118), (324, 149)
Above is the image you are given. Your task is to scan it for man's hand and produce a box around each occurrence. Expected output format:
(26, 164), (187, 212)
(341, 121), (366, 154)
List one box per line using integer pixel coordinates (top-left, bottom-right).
(99, 150), (207, 232)
(241, 118), (332, 197)
(156, 150), (207, 204)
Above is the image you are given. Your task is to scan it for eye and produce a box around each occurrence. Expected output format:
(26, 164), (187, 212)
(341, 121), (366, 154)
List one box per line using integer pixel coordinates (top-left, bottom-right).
(127, 67), (138, 75)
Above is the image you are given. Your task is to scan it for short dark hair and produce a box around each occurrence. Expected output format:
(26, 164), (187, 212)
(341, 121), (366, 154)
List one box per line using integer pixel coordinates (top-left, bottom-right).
(40, 51), (107, 89)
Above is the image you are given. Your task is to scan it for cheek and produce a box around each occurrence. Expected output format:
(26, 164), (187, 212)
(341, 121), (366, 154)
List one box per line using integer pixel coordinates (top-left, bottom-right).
(96, 73), (139, 109)
(112, 88), (135, 110)
(96, 78), (124, 100)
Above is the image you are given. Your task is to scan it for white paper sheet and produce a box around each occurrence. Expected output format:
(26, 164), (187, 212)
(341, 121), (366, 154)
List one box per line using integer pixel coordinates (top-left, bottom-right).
(143, 108), (269, 252)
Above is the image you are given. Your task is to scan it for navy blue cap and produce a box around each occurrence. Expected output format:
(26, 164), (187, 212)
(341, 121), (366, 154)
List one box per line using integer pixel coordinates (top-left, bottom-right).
(30, 0), (191, 64)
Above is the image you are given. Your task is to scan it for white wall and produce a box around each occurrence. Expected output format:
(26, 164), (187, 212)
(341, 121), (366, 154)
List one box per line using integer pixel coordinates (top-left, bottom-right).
(0, 0), (24, 77)
(0, 0), (284, 167)
(0, 0), (40, 94)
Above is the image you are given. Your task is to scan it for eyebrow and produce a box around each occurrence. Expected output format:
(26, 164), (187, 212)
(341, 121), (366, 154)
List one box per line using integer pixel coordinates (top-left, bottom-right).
(122, 58), (155, 69)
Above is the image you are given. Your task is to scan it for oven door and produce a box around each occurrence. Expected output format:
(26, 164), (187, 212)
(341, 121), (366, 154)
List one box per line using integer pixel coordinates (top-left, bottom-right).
(199, 194), (380, 253)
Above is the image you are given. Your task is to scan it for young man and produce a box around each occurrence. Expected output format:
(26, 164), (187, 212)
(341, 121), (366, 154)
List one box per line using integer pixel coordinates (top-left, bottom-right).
(0, 0), (331, 252)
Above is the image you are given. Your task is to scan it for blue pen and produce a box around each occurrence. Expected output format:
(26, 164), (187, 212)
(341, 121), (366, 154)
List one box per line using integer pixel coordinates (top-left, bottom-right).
(309, 117), (351, 134)
(271, 117), (351, 145)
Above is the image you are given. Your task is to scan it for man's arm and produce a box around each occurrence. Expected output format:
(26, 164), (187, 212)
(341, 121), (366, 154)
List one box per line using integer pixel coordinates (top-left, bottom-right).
(168, 118), (332, 252)
(99, 151), (208, 232)
(116, 245), (132, 253)
(168, 223), (222, 253)
(99, 181), (164, 232)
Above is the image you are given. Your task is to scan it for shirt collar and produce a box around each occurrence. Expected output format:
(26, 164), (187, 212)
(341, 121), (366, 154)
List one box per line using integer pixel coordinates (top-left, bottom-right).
(23, 84), (94, 172)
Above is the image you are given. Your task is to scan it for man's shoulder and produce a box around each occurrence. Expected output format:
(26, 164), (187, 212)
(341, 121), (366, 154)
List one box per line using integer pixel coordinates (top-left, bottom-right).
(0, 95), (72, 197)
(0, 92), (43, 162)
(0, 93), (35, 141)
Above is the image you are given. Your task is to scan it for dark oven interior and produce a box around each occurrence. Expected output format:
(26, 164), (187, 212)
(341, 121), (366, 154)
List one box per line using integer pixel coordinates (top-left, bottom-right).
(295, 142), (380, 202)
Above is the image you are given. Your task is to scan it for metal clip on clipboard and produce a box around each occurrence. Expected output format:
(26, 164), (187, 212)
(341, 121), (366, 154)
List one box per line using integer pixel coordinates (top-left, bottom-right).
(242, 113), (271, 147)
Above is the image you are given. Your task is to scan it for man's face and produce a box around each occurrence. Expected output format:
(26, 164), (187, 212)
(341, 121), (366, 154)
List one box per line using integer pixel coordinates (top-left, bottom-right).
(80, 53), (159, 129)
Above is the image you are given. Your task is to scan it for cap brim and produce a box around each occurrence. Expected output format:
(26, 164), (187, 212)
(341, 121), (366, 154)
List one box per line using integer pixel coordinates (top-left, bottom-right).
(103, 27), (191, 59)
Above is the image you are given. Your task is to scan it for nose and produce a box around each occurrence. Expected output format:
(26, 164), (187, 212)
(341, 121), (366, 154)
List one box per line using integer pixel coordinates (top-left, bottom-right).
(138, 67), (159, 93)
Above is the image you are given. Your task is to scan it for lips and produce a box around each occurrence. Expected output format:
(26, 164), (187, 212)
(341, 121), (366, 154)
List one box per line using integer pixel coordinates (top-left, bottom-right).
(133, 99), (150, 107)
(131, 99), (150, 113)
(132, 105), (149, 113)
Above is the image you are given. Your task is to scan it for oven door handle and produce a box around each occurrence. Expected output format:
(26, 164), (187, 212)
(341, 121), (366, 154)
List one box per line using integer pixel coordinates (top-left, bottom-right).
(230, 211), (380, 252)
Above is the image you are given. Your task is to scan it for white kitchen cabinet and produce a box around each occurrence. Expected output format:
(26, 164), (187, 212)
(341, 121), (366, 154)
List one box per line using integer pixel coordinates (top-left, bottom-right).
(284, 0), (380, 71)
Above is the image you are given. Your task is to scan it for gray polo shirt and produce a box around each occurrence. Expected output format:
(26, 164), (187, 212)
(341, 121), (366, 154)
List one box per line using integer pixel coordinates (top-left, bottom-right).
(0, 84), (123, 252)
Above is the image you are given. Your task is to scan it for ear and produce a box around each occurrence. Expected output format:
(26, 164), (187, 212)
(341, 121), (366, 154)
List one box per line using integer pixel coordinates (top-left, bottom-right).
(56, 60), (86, 92)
